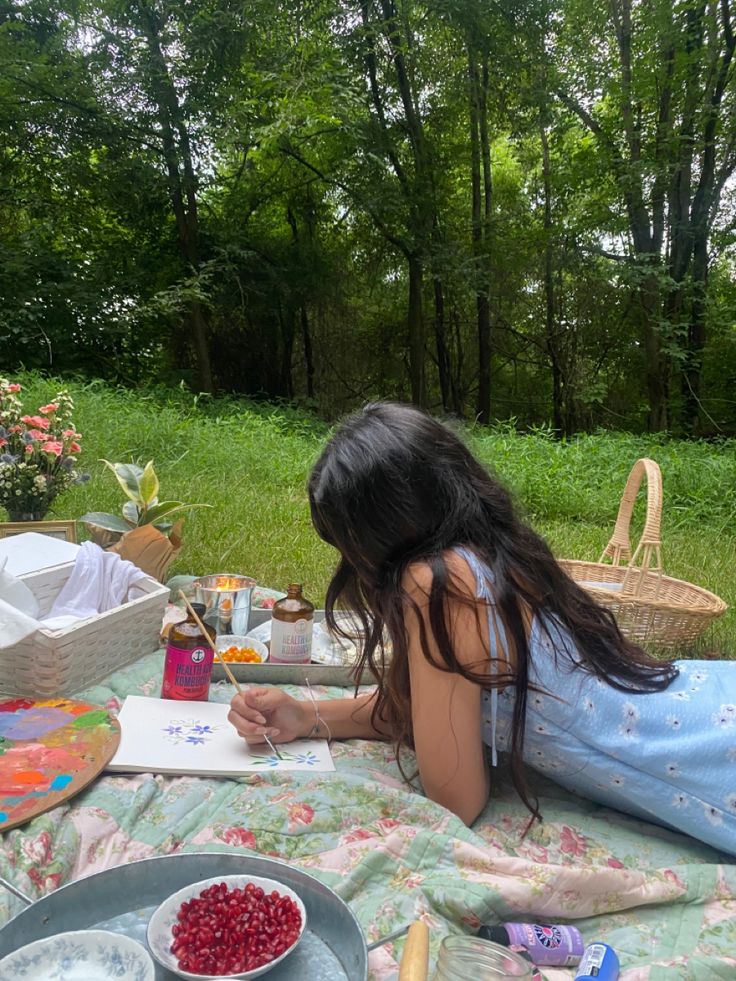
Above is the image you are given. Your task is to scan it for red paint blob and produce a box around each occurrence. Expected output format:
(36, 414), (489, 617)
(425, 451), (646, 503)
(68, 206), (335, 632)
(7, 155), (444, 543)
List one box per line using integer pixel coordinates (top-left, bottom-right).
(12, 770), (45, 786)
(0, 698), (35, 712)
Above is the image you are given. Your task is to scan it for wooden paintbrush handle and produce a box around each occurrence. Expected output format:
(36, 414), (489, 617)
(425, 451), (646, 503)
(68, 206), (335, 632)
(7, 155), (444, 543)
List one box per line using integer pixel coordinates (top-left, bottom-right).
(178, 590), (242, 694)
(398, 921), (429, 981)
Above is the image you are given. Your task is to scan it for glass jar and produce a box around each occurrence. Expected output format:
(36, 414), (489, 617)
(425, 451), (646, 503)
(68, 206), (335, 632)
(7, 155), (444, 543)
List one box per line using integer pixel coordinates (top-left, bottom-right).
(432, 936), (533, 980)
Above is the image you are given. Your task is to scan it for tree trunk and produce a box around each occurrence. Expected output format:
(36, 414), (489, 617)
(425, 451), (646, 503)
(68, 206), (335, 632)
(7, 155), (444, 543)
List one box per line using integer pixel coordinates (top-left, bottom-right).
(278, 305), (295, 400)
(433, 273), (451, 412)
(137, 1), (212, 392)
(407, 255), (426, 406)
(539, 121), (563, 435)
(375, 0), (432, 408)
(679, 2), (735, 433)
(469, 42), (492, 424)
(638, 270), (668, 431)
(189, 302), (213, 395)
(301, 305), (315, 400)
(612, 0), (669, 431)
(682, 232), (708, 434)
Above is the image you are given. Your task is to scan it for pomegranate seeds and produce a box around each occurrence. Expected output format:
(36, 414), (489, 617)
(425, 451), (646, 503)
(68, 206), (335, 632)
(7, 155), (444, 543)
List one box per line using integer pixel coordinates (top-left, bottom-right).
(169, 881), (302, 976)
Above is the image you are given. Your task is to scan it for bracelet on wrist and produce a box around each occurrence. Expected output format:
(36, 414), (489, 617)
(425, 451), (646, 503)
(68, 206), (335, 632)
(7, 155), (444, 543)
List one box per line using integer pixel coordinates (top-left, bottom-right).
(305, 679), (332, 742)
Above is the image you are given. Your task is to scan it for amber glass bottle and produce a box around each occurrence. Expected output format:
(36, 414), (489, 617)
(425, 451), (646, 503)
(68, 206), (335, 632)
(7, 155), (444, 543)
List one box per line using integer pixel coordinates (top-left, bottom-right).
(161, 601), (216, 700)
(269, 584), (314, 664)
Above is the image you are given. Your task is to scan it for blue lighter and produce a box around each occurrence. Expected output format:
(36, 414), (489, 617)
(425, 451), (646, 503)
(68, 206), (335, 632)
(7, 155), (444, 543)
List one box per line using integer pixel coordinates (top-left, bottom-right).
(573, 943), (620, 981)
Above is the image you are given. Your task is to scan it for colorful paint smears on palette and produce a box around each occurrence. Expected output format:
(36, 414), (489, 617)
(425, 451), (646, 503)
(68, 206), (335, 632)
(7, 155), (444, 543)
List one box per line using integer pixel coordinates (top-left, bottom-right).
(0, 697), (120, 832)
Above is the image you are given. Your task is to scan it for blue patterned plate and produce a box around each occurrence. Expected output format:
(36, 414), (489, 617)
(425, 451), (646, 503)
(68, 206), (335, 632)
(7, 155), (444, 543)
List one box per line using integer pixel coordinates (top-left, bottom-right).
(0, 929), (155, 980)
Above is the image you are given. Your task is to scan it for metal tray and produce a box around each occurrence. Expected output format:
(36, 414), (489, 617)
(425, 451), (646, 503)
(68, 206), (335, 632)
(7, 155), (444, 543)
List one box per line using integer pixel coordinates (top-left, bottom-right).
(0, 852), (368, 980)
(211, 660), (374, 687)
(211, 608), (379, 688)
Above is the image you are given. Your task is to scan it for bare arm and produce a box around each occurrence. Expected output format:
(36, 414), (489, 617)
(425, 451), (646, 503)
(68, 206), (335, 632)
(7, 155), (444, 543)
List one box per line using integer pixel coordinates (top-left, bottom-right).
(403, 559), (494, 825)
(228, 687), (392, 744)
(305, 690), (392, 740)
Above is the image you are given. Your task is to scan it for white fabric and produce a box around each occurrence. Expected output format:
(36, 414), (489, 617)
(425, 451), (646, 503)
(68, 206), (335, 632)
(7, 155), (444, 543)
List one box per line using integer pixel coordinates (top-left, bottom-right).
(0, 556), (42, 645)
(0, 542), (149, 647)
(45, 541), (149, 622)
(0, 555), (39, 618)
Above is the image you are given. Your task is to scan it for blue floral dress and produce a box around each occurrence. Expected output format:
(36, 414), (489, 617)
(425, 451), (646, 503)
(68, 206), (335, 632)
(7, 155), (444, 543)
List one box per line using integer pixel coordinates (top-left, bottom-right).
(457, 548), (736, 856)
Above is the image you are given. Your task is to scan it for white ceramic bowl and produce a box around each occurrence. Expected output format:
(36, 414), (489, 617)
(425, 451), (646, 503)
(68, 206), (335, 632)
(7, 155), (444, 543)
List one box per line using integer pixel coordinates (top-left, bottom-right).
(215, 635), (269, 664)
(0, 929), (155, 980)
(147, 874), (307, 980)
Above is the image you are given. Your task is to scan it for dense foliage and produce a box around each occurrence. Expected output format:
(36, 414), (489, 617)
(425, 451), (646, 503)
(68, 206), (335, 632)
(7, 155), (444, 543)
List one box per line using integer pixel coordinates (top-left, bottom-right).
(1, 0), (735, 434)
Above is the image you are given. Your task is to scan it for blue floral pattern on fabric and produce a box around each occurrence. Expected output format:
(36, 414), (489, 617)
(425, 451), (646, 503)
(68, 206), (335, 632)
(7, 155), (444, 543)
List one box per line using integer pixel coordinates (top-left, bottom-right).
(460, 548), (736, 856)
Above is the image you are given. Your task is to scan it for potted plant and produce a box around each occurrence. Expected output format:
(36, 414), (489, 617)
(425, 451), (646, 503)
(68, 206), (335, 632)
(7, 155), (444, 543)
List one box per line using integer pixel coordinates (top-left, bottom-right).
(0, 379), (88, 523)
(80, 461), (210, 580)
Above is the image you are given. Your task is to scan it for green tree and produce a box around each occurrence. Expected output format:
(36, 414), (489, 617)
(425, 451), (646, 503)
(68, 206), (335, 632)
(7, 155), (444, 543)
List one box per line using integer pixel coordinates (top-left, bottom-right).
(554, 0), (736, 432)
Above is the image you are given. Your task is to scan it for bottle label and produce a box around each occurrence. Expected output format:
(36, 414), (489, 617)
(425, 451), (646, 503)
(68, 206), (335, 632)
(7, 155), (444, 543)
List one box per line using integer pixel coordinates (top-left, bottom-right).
(575, 943), (618, 979)
(506, 923), (583, 967)
(270, 617), (313, 664)
(161, 642), (214, 700)
(581, 944), (604, 967)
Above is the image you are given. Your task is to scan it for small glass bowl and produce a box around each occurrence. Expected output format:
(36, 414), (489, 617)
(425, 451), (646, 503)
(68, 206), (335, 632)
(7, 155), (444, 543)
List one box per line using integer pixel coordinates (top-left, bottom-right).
(215, 635), (269, 664)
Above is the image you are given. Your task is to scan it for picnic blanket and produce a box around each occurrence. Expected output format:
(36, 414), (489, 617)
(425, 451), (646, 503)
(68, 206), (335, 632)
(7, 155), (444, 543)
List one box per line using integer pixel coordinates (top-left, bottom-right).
(0, 651), (734, 979)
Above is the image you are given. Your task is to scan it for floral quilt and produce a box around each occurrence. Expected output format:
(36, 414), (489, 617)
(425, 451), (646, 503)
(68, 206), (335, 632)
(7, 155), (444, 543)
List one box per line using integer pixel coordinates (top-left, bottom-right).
(0, 651), (734, 979)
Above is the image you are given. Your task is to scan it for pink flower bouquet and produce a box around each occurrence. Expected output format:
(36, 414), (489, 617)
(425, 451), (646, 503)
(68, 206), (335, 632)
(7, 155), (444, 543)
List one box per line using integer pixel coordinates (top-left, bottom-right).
(0, 379), (87, 520)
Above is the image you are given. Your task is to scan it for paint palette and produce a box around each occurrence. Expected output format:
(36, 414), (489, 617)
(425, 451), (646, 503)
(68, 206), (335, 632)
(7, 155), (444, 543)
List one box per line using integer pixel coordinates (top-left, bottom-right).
(0, 697), (120, 832)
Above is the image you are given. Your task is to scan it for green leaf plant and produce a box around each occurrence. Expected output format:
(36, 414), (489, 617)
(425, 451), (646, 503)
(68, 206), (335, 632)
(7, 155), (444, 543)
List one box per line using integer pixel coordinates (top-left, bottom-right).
(80, 460), (211, 537)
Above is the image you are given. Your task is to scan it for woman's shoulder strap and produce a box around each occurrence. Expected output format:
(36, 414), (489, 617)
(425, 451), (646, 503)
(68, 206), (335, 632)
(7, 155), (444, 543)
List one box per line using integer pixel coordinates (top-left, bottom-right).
(452, 545), (505, 767)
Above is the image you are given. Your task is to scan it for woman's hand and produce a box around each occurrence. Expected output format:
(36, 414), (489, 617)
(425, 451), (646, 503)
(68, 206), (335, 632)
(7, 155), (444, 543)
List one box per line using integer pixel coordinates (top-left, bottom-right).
(228, 688), (311, 747)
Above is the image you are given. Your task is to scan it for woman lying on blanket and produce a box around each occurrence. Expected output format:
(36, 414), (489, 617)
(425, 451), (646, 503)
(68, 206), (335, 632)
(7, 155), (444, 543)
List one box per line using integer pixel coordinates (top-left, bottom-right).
(229, 402), (736, 856)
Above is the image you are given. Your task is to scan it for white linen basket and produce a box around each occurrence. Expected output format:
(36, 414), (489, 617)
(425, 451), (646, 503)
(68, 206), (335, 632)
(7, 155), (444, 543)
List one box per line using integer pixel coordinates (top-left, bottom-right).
(1, 562), (168, 697)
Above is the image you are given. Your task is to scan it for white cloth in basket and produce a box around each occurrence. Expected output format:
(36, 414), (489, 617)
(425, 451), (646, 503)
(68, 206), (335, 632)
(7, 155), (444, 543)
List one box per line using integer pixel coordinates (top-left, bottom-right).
(0, 556), (41, 645)
(45, 542), (149, 623)
(0, 542), (150, 646)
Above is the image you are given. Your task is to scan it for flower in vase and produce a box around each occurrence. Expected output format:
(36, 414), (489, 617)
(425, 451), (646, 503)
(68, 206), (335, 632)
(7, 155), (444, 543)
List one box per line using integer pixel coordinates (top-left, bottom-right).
(0, 379), (84, 520)
(20, 415), (50, 430)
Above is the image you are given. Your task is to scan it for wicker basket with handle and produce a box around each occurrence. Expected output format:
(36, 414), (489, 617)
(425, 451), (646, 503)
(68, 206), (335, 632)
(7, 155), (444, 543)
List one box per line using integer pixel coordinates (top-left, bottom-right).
(558, 457), (727, 649)
(0, 561), (168, 697)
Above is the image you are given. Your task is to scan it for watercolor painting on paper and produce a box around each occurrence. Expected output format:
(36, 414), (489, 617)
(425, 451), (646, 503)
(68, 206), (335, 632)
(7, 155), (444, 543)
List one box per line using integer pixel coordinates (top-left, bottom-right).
(161, 719), (222, 746)
(108, 696), (335, 775)
(0, 697), (120, 831)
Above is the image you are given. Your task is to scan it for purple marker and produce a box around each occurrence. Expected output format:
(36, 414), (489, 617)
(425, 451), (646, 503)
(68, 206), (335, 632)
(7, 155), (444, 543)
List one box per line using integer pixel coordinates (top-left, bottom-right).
(478, 922), (585, 967)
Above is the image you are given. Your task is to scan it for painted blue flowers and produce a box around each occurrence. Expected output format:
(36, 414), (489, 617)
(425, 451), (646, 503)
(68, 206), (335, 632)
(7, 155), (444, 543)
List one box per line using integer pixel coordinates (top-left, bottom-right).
(162, 719), (222, 746)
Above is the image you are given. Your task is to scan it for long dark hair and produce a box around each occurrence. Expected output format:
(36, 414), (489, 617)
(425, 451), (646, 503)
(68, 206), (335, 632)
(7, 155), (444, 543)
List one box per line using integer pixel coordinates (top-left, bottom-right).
(308, 402), (677, 820)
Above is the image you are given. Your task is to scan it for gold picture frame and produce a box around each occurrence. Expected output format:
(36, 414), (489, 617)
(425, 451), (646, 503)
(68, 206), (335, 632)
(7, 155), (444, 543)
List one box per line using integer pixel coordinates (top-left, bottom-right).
(0, 520), (77, 543)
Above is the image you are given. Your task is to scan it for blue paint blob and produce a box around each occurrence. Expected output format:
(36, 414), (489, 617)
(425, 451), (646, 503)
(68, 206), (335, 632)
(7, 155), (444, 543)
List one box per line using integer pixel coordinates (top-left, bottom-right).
(0, 812), (6, 823)
(50, 774), (73, 791)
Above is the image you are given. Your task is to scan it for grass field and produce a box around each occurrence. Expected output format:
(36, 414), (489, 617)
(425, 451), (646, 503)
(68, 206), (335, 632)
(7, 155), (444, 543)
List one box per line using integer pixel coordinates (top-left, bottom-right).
(12, 375), (736, 658)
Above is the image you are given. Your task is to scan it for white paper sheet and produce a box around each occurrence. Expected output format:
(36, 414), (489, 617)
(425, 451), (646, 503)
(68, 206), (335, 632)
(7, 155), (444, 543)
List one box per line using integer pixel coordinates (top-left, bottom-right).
(107, 696), (335, 775)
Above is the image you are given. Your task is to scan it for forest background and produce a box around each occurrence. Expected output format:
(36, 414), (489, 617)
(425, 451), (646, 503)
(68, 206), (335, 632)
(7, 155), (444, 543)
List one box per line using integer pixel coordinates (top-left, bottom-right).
(3, 0), (736, 436)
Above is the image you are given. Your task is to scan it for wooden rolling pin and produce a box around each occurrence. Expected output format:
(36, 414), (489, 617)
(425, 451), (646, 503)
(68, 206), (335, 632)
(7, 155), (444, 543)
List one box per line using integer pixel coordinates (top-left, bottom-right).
(398, 921), (430, 981)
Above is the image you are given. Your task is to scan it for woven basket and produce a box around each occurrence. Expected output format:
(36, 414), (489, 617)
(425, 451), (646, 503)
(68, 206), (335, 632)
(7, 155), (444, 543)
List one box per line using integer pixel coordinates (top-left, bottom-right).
(558, 458), (727, 649)
(0, 561), (168, 697)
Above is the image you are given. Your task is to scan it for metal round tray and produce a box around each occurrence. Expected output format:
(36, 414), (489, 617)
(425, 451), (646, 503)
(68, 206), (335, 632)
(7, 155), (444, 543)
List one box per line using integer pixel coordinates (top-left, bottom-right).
(0, 852), (368, 980)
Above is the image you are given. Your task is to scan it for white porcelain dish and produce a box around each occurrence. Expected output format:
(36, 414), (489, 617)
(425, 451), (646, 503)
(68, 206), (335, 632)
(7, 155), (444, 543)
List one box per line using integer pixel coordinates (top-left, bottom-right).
(0, 929), (155, 980)
(147, 873), (307, 980)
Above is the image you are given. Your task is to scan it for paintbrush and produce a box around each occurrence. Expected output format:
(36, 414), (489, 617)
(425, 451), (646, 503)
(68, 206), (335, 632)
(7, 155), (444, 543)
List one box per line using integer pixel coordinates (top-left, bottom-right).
(178, 591), (283, 761)
(0, 874), (32, 907)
